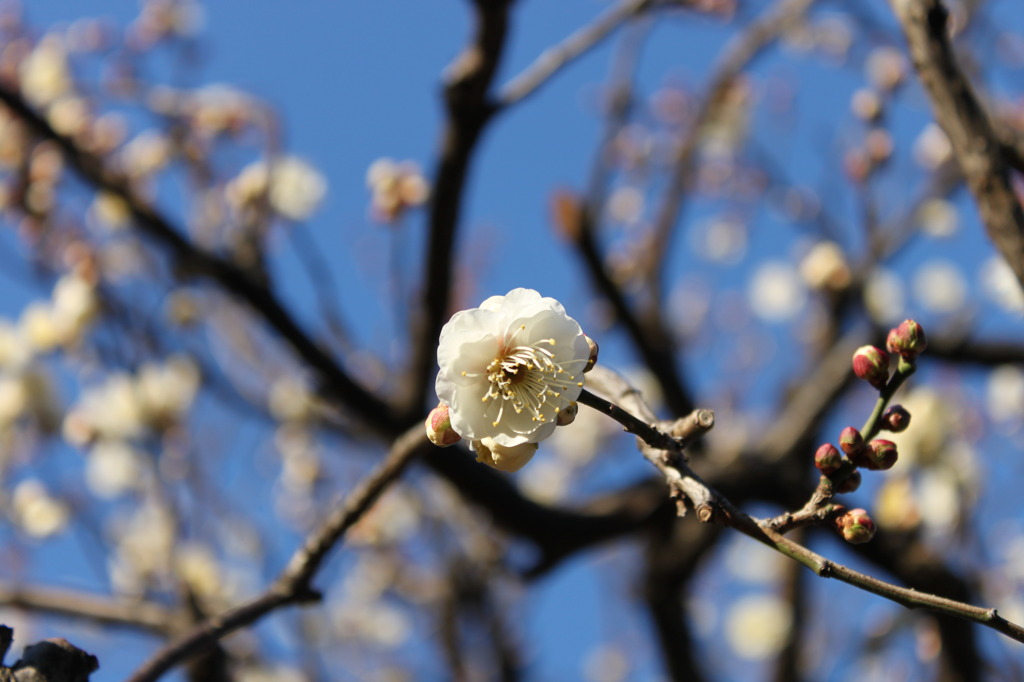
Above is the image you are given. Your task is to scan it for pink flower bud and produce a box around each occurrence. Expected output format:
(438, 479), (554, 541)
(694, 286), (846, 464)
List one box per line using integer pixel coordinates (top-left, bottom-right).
(556, 401), (578, 426)
(836, 508), (876, 544)
(814, 443), (842, 475)
(852, 345), (890, 390)
(881, 405), (911, 433)
(425, 404), (461, 447)
(838, 426), (864, 456)
(886, 319), (927, 359)
(835, 469), (862, 494)
(866, 439), (898, 470)
(583, 335), (599, 373)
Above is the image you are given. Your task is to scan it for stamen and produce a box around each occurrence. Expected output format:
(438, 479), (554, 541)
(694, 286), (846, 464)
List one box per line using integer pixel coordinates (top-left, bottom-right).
(482, 343), (578, 427)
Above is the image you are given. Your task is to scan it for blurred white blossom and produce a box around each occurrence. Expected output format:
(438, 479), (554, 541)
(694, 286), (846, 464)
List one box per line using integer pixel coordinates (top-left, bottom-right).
(725, 594), (792, 659)
(863, 268), (905, 324)
(86, 440), (144, 499)
(135, 354), (200, 429)
(913, 260), (966, 313)
(227, 157), (327, 221)
(987, 365), (1024, 423)
(913, 124), (952, 170)
(916, 198), (959, 238)
(980, 256), (1024, 313)
(748, 262), (806, 322)
(12, 479), (69, 538)
(20, 35), (72, 107)
(800, 241), (851, 291)
(366, 158), (429, 223)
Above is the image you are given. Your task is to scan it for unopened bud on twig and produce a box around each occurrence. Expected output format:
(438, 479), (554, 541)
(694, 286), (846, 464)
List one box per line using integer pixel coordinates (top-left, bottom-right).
(838, 426), (864, 456)
(865, 439), (898, 470)
(852, 345), (890, 390)
(425, 404), (461, 447)
(836, 508), (876, 544)
(584, 335), (599, 373)
(814, 443), (843, 476)
(881, 405), (911, 432)
(886, 319), (927, 360)
(472, 438), (538, 473)
(556, 401), (578, 426)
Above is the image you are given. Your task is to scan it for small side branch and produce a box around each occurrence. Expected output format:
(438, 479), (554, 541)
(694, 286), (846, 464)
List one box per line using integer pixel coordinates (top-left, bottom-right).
(126, 426), (427, 682)
(497, 0), (653, 109)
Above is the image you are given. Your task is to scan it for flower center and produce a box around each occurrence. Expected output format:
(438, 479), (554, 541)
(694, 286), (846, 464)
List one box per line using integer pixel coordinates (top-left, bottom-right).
(478, 337), (577, 427)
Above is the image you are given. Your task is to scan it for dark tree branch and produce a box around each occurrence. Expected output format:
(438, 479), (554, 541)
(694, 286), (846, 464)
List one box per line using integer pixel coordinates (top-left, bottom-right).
(890, 0), (1024, 286)
(0, 82), (400, 434)
(405, 0), (514, 420)
(0, 583), (179, 635)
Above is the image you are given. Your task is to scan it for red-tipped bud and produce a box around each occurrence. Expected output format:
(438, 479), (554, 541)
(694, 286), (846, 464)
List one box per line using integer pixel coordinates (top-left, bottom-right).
(835, 508), (876, 544)
(835, 469), (862, 494)
(886, 319), (927, 359)
(838, 426), (865, 456)
(583, 335), (599, 373)
(881, 405), (911, 433)
(425, 404), (461, 447)
(556, 401), (578, 426)
(814, 443), (843, 475)
(852, 345), (890, 390)
(865, 439), (898, 470)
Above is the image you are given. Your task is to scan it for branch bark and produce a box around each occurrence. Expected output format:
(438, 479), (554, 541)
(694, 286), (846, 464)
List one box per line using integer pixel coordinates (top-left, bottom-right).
(890, 0), (1024, 286)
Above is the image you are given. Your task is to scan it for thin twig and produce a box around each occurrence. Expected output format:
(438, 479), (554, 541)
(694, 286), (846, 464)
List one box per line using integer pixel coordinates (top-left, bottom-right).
(126, 425), (427, 682)
(496, 0), (653, 109)
(583, 366), (1024, 646)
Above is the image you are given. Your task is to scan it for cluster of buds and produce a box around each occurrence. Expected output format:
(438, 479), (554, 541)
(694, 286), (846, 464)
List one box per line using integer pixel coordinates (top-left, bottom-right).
(813, 320), (922, 544)
(851, 319), (927, 392)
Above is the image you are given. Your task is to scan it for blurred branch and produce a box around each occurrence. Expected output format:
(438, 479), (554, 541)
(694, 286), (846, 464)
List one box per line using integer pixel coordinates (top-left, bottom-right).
(890, 0), (1024, 286)
(642, 516), (718, 682)
(646, 0), (819, 299)
(496, 0), (653, 110)
(564, 22), (697, 416)
(126, 424), (425, 682)
(0, 583), (179, 635)
(405, 0), (514, 419)
(0, 82), (400, 434)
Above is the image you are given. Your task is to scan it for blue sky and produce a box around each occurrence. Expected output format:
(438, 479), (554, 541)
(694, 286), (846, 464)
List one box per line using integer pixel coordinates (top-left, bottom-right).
(10, 1), (1024, 680)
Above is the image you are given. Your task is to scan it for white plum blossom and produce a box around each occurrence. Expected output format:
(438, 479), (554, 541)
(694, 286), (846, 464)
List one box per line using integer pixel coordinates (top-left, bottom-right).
(435, 288), (589, 452)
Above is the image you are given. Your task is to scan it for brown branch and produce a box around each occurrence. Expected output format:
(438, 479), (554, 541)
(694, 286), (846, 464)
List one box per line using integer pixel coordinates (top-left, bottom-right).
(0, 82), (400, 435)
(126, 425), (426, 682)
(405, 0), (514, 420)
(496, 0), (653, 109)
(890, 0), (1024, 286)
(0, 584), (179, 635)
(582, 366), (1024, 647)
